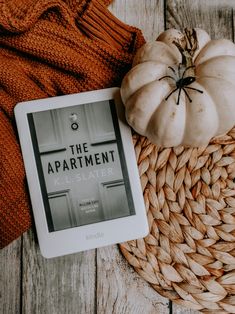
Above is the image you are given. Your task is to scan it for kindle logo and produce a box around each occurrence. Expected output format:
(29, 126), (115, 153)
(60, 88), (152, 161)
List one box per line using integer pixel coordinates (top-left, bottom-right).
(86, 232), (104, 240)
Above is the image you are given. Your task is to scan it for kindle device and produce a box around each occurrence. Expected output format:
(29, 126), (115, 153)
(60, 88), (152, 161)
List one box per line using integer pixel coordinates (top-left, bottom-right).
(14, 87), (149, 258)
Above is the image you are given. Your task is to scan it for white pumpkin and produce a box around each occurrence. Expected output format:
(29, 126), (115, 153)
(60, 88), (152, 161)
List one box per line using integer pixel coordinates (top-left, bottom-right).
(120, 28), (235, 147)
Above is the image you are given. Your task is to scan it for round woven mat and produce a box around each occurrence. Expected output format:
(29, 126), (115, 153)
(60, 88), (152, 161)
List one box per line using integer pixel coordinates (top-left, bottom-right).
(119, 126), (235, 313)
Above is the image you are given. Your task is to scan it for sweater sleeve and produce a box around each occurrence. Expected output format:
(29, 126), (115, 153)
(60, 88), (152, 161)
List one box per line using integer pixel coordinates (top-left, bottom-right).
(0, 0), (144, 52)
(0, 0), (111, 33)
(77, 0), (145, 53)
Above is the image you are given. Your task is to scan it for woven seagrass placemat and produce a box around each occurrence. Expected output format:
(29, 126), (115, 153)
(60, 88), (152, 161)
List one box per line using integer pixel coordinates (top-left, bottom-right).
(119, 126), (235, 313)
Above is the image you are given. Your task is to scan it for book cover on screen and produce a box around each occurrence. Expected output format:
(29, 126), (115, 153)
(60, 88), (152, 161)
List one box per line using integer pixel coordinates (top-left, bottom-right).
(27, 100), (135, 232)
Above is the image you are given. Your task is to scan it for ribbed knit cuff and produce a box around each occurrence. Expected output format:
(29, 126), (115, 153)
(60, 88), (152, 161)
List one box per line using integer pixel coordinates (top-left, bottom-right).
(77, 0), (145, 52)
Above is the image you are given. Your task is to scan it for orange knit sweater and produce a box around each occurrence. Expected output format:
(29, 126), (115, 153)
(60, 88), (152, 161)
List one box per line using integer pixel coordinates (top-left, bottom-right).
(0, 0), (145, 248)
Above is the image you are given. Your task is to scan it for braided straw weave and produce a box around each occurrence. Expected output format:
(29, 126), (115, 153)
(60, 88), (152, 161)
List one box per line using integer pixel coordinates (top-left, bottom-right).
(120, 126), (235, 313)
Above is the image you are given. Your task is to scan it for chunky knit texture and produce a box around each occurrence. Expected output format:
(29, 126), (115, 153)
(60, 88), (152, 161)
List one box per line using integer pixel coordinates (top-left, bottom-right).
(0, 0), (145, 248)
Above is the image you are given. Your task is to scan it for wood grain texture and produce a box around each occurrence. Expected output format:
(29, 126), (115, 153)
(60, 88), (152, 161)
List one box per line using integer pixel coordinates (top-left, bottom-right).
(233, 5), (235, 42)
(166, 0), (234, 39)
(0, 238), (21, 314)
(109, 0), (164, 41)
(21, 230), (96, 314)
(172, 307), (199, 314)
(97, 245), (169, 314)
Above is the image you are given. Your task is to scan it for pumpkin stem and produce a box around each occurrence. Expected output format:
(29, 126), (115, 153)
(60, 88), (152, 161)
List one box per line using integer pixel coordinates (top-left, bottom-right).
(159, 30), (203, 105)
(173, 28), (198, 77)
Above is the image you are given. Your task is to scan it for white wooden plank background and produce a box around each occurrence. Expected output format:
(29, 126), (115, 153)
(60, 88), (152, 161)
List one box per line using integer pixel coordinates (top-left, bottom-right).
(1, 1), (235, 313)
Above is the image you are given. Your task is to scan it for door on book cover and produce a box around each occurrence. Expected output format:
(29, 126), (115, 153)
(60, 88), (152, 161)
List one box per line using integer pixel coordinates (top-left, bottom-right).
(48, 190), (75, 231)
(31, 100), (134, 232)
(100, 180), (130, 220)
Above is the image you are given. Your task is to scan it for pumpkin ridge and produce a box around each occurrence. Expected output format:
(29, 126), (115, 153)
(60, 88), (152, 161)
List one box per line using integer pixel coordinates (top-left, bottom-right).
(196, 56), (235, 83)
(195, 39), (235, 66)
(197, 76), (235, 135)
(125, 79), (171, 135)
(146, 93), (186, 147)
(121, 62), (168, 103)
(196, 75), (235, 89)
(133, 41), (180, 67)
(182, 82), (219, 146)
